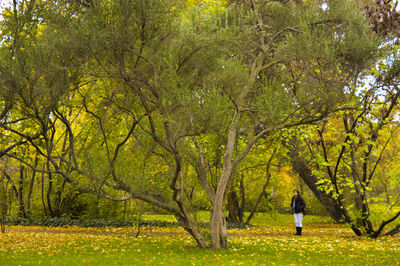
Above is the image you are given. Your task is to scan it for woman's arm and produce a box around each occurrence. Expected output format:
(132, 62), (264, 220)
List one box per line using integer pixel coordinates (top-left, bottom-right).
(300, 197), (306, 210)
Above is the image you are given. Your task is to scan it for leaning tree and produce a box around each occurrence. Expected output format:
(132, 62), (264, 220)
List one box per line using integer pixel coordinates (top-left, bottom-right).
(286, 0), (400, 233)
(288, 44), (400, 237)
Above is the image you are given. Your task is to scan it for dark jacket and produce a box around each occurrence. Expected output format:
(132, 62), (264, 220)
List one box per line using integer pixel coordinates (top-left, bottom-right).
(291, 196), (306, 214)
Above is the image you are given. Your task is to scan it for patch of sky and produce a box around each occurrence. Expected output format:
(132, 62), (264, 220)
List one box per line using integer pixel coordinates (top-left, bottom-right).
(0, 0), (12, 21)
(321, 1), (329, 11)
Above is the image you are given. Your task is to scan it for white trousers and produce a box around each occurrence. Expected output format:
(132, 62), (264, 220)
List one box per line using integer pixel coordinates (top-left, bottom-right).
(294, 213), (303, 227)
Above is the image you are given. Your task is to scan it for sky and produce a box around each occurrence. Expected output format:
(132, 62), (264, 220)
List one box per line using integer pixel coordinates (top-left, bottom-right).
(0, 0), (12, 9)
(0, 0), (12, 20)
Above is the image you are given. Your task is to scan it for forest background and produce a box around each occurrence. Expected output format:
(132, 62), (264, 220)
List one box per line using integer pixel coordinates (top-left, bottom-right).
(1, 0), (400, 249)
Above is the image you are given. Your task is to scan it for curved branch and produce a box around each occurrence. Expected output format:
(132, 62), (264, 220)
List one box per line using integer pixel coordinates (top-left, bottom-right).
(372, 210), (400, 238)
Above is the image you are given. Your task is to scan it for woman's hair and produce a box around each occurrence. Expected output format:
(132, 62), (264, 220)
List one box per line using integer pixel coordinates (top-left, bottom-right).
(294, 189), (300, 196)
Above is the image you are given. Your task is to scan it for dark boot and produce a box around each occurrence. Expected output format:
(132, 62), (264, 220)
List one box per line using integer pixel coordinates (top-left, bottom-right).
(298, 227), (302, 236)
(294, 227), (300, 235)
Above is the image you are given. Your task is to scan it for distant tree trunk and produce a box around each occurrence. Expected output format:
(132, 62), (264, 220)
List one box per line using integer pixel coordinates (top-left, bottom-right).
(226, 175), (245, 224)
(46, 160), (54, 217)
(60, 192), (81, 215)
(246, 148), (276, 225)
(53, 179), (66, 217)
(227, 191), (240, 223)
(4, 168), (26, 218)
(17, 165), (26, 218)
(8, 189), (12, 216)
(123, 198), (127, 219)
(25, 156), (38, 216)
(41, 172), (48, 216)
(239, 177), (245, 222)
(1, 173), (7, 233)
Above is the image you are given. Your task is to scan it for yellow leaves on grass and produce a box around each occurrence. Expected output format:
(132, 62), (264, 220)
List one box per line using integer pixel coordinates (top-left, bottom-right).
(0, 224), (190, 257)
(1, 220), (399, 265)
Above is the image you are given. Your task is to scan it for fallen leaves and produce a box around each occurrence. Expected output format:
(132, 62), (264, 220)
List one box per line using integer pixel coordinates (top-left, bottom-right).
(0, 216), (399, 265)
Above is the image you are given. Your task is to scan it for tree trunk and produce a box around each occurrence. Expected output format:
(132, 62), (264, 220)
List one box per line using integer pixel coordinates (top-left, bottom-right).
(25, 164), (37, 217)
(1, 174), (7, 233)
(289, 147), (343, 222)
(41, 172), (48, 216)
(46, 174), (54, 217)
(175, 214), (209, 249)
(53, 179), (66, 217)
(17, 166), (26, 218)
(210, 163), (233, 249)
(246, 174), (270, 224)
(209, 112), (241, 249)
(239, 177), (245, 223)
(227, 191), (240, 223)
(210, 207), (228, 249)
(46, 160), (54, 217)
(4, 169), (26, 218)
(60, 192), (81, 215)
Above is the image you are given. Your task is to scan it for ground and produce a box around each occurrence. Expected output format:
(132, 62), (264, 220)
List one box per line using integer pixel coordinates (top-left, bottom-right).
(0, 213), (399, 265)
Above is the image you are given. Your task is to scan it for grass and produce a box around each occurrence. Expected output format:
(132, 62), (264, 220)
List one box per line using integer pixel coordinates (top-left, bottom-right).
(0, 213), (399, 265)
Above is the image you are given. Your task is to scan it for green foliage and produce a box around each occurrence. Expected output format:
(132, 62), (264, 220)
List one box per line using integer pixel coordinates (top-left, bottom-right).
(1, 216), (176, 228)
(0, 216), (251, 229)
(0, 0), (397, 246)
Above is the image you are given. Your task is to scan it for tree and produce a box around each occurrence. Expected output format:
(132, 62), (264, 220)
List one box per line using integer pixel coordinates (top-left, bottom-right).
(0, 0), (86, 218)
(0, 0), (381, 248)
(289, 44), (400, 236)
(285, 0), (400, 232)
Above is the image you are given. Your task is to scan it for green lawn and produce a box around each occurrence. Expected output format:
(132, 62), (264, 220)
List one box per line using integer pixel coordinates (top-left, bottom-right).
(1, 213), (399, 265)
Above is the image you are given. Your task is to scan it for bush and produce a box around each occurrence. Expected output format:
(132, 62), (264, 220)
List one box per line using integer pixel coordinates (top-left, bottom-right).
(1, 217), (253, 229)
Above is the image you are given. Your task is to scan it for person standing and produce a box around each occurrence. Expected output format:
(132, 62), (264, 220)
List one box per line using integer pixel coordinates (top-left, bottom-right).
(290, 189), (306, 236)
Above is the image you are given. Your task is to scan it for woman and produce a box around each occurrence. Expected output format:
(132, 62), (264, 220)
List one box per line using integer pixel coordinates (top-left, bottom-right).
(290, 189), (306, 236)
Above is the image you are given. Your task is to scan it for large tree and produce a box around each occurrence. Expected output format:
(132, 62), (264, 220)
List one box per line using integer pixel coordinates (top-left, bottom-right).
(287, 0), (400, 230)
(0, 0), (380, 248)
(289, 44), (400, 237)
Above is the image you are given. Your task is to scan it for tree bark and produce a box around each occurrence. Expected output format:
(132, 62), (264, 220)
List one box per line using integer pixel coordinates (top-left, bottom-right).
(210, 207), (227, 249)
(175, 213), (209, 249)
(239, 177), (245, 222)
(41, 172), (48, 216)
(46, 158), (54, 217)
(17, 165), (26, 218)
(4, 169), (26, 218)
(25, 157), (38, 216)
(227, 191), (241, 223)
(46, 173), (54, 217)
(53, 179), (66, 217)
(289, 147), (343, 222)
(1, 173), (7, 233)
(209, 159), (231, 249)
(209, 111), (240, 249)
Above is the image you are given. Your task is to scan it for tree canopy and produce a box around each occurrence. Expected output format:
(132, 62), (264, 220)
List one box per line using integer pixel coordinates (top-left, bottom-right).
(1, 0), (400, 249)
